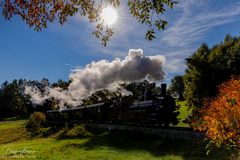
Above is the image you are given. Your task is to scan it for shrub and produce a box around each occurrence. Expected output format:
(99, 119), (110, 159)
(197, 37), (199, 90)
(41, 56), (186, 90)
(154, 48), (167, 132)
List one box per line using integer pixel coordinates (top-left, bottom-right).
(55, 124), (93, 139)
(25, 112), (49, 137)
(67, 125), (92, 137)
(193, 77), (240, 157)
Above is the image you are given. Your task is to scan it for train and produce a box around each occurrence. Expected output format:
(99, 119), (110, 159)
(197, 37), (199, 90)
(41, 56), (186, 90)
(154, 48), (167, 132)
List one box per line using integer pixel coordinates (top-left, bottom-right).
(46, 84), (180, 127)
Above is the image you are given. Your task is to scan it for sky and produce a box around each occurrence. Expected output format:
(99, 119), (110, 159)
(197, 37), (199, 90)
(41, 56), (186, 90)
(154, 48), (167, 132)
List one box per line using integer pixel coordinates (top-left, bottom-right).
(1, 0), (240, 85)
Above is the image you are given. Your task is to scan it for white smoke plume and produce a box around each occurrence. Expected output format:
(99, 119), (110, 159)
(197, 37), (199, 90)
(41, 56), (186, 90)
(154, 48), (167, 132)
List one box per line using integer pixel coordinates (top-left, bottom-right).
(24, 49), (166, 108)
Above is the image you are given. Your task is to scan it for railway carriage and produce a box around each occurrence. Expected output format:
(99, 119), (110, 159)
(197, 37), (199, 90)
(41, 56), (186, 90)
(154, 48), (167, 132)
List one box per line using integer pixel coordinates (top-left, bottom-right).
(46, 84), (180, 127)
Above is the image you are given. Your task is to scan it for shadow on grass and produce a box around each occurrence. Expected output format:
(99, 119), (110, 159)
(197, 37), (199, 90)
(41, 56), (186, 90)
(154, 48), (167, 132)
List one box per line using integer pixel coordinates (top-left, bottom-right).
(61, 130), (230, 160)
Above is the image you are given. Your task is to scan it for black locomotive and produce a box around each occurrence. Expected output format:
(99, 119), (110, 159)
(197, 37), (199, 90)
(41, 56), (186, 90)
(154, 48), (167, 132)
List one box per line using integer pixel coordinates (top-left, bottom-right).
(46, 84), (180, 127)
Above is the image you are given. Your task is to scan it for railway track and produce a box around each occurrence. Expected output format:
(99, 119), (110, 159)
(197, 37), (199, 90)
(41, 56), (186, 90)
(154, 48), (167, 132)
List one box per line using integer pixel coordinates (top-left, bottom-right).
(48, 121), (205, 140)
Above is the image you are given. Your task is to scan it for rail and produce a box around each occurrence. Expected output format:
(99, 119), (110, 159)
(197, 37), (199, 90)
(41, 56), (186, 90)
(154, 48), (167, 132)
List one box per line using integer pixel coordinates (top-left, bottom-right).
(47, 121), (205, 140)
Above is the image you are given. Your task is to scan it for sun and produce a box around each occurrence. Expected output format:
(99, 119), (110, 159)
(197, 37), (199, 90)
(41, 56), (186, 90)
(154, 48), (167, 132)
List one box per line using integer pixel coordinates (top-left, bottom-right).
(101, 6), (118, 26)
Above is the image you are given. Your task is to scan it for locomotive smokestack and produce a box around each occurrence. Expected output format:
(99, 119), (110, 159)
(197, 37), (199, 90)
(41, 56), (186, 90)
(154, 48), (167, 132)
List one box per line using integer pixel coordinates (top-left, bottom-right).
(161, 83), (167, 97)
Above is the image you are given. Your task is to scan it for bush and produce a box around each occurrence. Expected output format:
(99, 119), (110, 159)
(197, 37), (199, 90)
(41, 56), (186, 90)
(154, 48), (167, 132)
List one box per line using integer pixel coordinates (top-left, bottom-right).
(25, 112), (49, 137)
(193, 77), (240, 157)
(55, 124), (93, 139)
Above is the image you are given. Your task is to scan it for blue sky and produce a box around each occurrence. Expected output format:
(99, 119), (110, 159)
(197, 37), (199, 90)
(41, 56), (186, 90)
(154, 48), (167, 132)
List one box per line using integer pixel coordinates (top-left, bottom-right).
(1, 0), (240, 85)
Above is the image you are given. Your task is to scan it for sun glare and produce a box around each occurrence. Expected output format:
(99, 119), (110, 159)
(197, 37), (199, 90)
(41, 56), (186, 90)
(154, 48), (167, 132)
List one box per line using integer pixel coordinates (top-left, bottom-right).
(101, 6), (118, 26)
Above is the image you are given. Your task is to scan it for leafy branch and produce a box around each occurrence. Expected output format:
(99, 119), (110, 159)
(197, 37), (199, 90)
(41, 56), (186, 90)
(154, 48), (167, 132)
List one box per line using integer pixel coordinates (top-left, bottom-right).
(1, 0), (177, 45)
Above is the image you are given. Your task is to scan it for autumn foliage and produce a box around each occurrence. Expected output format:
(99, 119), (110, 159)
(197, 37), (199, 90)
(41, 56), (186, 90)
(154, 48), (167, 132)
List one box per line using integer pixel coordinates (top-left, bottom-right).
(0, 0), (177, 45)
(194, 77), (240, 151)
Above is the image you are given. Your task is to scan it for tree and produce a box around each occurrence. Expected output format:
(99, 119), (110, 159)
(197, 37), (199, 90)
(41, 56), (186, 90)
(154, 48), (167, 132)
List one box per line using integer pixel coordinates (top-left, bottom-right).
(184, 35), (240, 109)
(0, 79), (30, 117)
(193, 77), (240, 158)
(168, 75), (185, 100)
(83, 80), (157, 105)
(52, 79), (71, 90)
(83, 89), (118, 105)
(25, 78), (60, 111)
(184, 43), (211, 108)
(25, 111), (47, 137)
(0, 0), (177, 46)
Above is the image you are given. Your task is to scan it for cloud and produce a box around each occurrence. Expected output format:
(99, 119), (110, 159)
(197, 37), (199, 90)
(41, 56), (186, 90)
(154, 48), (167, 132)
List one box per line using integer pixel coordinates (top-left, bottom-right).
(25, 49), (166, 108)
(161, 0), (240, 47)
(56, 0), (240, 79)
(165, 58), (186, 73)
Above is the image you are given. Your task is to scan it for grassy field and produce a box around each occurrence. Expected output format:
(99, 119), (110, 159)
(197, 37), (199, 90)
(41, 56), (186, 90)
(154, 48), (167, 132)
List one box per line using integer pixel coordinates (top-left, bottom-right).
(0, 117), (229, 160)
(175, 100), (192, 127)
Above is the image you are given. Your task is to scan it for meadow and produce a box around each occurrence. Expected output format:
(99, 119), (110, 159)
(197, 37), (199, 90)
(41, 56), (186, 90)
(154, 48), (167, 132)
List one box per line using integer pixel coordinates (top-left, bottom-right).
(0, 102), (229, 160)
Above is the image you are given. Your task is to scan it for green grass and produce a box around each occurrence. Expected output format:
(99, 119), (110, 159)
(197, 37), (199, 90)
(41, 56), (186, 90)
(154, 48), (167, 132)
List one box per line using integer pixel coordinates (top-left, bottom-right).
(176, 100), (192, 127)
(0, 137), (183, 160)
(0, 120), (26, 130)
(0, 120), (29, 144)
(0, 119), (230, 160)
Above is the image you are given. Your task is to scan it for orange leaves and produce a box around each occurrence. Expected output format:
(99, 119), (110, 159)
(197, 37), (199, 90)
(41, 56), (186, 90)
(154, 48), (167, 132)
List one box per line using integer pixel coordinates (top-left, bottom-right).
(194, 77), (240, 149)
(2, 0), (80, 30)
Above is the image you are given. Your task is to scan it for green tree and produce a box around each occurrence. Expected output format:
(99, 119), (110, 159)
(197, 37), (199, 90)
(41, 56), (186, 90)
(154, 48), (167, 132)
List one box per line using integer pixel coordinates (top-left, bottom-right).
(52, 79), (71, 90)
(1, 0), (177, 46)
(25, 78), (60, 111)
(0, 79), (30, 117)
(83, 80), (157, 105)
(184, 43), (211, 108)
(25, 111), (48, 137)
(184, 35), (240, 110)
(168, 75), (185, 100)
(83, 89), (119, 105)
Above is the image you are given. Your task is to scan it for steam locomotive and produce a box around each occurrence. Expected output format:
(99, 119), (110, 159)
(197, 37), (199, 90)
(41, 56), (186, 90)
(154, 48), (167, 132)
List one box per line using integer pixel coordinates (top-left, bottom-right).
(46, 84), (180, 127)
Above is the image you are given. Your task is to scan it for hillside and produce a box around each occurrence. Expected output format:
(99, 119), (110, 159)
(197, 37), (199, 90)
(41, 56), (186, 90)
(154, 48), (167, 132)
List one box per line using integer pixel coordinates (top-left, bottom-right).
(0, 118), (228, 160)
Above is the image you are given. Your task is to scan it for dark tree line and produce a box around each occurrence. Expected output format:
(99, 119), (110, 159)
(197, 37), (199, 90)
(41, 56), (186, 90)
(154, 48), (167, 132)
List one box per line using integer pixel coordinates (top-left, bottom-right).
(83, 80), (161, 106)
(0, 78), (162, 118)
(0, 79), (29, 118)
(0, 78), (70, 118)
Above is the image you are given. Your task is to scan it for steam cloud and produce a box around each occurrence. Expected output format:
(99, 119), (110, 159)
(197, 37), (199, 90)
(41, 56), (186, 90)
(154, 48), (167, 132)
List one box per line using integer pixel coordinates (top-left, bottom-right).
(24, 49), (166, 108)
